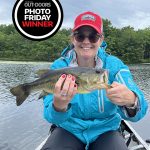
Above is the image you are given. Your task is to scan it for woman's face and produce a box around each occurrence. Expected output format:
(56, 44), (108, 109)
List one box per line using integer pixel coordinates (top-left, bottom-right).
(71, 26), (104, 60)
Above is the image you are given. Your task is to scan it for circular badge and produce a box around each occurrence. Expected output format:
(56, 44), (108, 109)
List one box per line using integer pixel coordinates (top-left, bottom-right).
(12, 0), (63, 41)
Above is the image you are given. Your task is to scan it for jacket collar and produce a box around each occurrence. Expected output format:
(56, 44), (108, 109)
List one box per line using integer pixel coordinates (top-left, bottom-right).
(60, 41), (108, 68)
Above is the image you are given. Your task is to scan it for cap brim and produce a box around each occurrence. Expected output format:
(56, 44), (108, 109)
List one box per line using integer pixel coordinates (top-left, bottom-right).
(72, 23), (101, 34)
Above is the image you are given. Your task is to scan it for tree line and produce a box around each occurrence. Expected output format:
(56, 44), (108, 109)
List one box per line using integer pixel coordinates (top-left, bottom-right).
(0, 19), (149, 63)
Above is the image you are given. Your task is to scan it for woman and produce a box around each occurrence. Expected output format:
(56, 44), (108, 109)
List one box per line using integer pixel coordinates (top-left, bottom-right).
(41, 11), (148, 150)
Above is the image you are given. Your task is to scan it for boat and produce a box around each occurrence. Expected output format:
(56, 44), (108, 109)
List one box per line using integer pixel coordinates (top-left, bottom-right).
(35, 120), (150, 150)
(121, 120), (150, 150)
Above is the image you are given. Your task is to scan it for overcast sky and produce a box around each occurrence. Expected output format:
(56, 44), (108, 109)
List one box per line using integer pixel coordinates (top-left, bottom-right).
(0, 0), (150, 30)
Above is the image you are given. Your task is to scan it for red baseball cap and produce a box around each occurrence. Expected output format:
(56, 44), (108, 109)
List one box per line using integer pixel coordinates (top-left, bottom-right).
(72, 11), (103, 34)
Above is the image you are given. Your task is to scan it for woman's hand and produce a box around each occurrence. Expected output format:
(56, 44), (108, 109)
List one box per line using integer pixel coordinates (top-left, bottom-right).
(53, 74), (77, 112)
(106, 82), (136, 107)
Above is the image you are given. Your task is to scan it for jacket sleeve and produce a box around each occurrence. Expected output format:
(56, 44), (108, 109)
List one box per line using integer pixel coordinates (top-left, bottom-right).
(113, 60), (148, 122)
(43, 94), (73, 124)
(106, 55), (148, 122)
(43, 59), (73, 125)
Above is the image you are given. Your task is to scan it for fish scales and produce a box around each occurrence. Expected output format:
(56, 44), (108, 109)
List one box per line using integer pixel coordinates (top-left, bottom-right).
(10, 67), (110, 106)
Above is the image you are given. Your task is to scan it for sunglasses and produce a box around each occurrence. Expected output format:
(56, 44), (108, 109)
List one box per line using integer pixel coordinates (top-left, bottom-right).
(73, 31), (102, 43)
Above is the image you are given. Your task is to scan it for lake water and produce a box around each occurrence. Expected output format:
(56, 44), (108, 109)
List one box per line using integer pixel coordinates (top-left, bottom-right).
(0, 61), (149, 150)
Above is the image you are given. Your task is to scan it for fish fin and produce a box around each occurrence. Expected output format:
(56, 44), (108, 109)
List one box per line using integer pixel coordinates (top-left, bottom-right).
(35, 69), (50, 78)
(75, 77), (80, 86)
(10, 84), (30, 106)
(38, 90), (49, 99)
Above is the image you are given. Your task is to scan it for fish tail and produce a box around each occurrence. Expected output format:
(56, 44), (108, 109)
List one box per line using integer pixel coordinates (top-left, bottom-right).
(10, 84), (30, 106)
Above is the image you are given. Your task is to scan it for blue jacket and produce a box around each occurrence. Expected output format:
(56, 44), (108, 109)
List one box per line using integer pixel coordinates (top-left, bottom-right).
(43, 42), (148, 149)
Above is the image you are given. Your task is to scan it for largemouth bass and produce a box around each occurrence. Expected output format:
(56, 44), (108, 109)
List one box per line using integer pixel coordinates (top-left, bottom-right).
(10, 67), (110, 106)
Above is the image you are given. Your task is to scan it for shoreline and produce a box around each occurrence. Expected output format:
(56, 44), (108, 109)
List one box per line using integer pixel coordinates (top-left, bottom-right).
(0, 60), (149, 65)
(0, 60), (52, 64)
(142, 63), (150, 64)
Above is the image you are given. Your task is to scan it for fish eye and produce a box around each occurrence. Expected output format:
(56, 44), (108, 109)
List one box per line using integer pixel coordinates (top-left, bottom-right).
(95, 70), (100, 74)
(95, 68), (103, 74)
